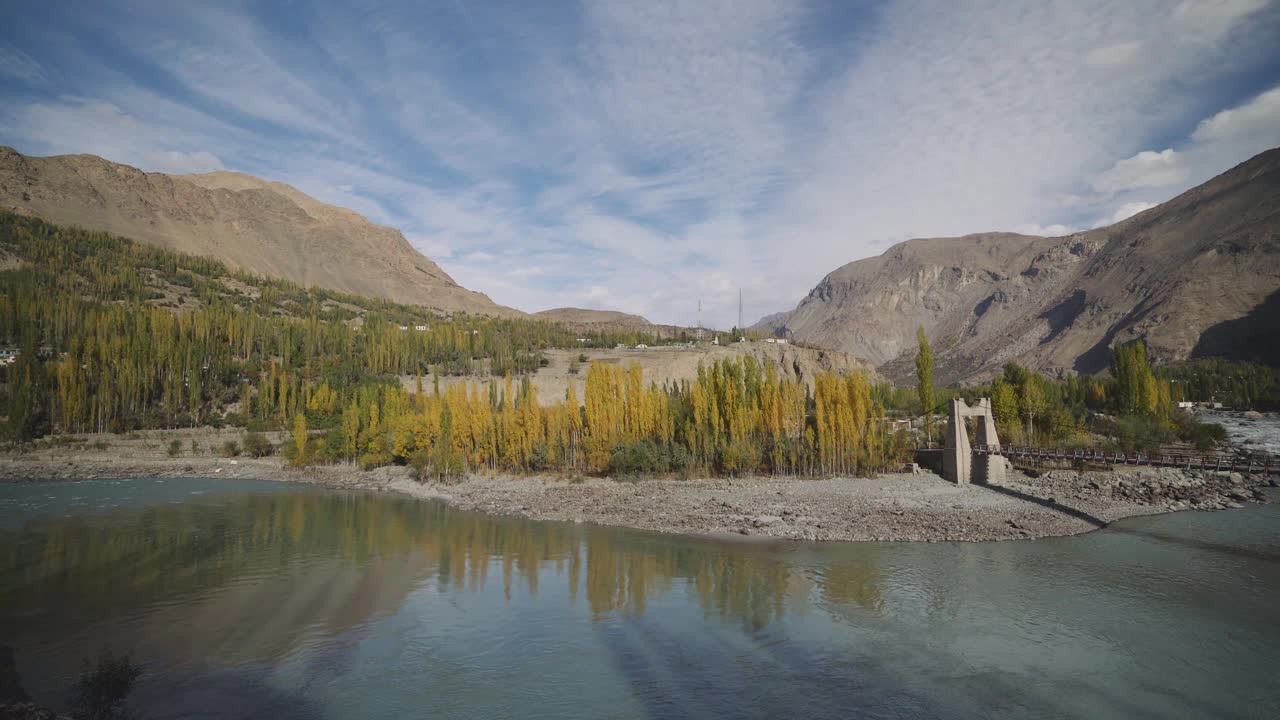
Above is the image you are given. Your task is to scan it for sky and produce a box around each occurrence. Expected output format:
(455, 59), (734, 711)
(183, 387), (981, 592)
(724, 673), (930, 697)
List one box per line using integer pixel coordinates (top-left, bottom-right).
(2, 0), (1279, 329)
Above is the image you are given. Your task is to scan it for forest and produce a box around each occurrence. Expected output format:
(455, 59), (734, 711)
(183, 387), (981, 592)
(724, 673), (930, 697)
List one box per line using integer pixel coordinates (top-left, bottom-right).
(0, 211), (694, 435)
(3, 211), (1268, 477)
(0, 211), (895, 477)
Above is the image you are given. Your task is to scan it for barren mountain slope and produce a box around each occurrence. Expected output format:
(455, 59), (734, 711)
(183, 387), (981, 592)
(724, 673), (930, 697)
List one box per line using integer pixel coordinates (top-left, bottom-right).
(0, 147), (520, 317)
(532, 307), (653, 326)
(758, 148), (1280, 384)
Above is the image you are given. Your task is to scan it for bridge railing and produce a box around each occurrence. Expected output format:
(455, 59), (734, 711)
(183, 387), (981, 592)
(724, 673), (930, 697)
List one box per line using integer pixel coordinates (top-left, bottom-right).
(971, 444), (1277, 475)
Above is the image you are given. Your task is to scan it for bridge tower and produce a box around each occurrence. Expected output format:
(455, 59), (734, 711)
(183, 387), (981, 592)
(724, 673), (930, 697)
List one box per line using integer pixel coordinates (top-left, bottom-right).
(943, 397), (1005, 484)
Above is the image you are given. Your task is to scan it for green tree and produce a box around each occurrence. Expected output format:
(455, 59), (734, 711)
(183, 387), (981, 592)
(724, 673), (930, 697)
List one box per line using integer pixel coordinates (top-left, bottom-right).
(292, 412), (308, 465)
(915, 327), (934, 444)
(991, 379), (1020, 438)
(1019, 378), (1047, 442)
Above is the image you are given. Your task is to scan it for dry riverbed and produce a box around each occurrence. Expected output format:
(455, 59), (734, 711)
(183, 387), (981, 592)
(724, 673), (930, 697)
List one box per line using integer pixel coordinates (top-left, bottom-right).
(1, 429), (1275, 542)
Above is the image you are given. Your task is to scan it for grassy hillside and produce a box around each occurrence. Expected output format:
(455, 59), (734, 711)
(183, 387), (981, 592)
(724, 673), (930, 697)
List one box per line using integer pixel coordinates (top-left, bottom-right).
(0, 211), (679, 437)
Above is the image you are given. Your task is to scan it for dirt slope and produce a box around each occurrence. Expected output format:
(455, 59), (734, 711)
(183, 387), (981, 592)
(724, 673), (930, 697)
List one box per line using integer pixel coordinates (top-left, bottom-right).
(532, 307), (653, 326)
(402, 342), (880, 406)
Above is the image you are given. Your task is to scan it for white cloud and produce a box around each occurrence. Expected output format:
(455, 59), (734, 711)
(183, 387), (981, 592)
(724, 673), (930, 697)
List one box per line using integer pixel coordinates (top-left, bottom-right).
(1191, 85), (1280, 145)
(1085, 41), (1146, 69)
(1094, 201), (1159, 228)
(1170, 0), (1270, 42)
(2, 1), (1278, 330)
(1016, 223), (1080, 237)
(143, 150), (224, 174)
(0, 45), (46, 84)
(1092, 149), (1190, 193)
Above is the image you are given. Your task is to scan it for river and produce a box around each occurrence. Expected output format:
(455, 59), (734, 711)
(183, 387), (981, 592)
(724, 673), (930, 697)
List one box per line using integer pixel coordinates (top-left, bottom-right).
(1, 475), (1278, 720)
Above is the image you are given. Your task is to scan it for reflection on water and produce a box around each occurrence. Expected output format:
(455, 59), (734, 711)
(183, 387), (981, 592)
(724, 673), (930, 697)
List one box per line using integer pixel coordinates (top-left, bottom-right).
(2, 478), (1279, 719)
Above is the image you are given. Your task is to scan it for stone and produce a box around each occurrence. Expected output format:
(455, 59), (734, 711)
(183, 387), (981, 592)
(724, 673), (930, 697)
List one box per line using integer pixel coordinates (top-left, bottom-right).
(752, 515), (784, 528)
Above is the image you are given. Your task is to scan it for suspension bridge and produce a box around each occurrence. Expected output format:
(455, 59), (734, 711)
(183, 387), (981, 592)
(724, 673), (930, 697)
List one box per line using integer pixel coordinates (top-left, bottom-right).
(925, 398), (1277, 484)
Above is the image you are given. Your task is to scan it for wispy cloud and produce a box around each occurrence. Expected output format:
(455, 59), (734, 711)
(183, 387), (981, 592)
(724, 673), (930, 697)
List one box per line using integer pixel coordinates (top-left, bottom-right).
(1, 0), (1277, 328)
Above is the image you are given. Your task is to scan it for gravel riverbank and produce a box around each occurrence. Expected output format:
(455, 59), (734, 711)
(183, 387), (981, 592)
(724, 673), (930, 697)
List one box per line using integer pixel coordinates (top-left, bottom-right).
(2, 429), (1275, 542)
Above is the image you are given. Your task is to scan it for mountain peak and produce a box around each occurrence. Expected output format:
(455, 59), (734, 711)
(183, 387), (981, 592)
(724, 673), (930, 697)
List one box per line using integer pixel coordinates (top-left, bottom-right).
(757, 147), (1280, 381)
(0, 147), (520, 317)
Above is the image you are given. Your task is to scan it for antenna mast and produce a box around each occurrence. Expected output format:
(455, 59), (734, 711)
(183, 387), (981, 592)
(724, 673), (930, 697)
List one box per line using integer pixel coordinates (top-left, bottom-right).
(738, 289), (743, 334)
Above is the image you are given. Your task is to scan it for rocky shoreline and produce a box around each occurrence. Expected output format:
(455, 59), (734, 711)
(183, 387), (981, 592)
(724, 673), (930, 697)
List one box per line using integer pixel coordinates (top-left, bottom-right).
(1, 429), (1275, 543)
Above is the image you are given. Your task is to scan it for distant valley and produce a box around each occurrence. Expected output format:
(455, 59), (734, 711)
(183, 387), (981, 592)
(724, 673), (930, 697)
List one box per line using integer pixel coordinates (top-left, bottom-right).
(4, 145), (1277, 385)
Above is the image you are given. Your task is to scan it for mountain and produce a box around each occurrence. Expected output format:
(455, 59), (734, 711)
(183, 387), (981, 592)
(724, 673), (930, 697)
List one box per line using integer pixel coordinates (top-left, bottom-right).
(756, 148), (1280, 384)
(532, 307), (653, 326)
(0, 147), (519, 317)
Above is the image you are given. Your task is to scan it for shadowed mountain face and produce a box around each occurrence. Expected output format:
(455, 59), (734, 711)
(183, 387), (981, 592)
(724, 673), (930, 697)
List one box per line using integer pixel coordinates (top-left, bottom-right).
(0, 147), (521, 317)
(757, 148), (1280, 384)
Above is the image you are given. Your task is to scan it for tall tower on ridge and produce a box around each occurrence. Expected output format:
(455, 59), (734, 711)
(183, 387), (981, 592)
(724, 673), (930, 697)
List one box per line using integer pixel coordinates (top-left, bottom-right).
(738, 289), (743, 334)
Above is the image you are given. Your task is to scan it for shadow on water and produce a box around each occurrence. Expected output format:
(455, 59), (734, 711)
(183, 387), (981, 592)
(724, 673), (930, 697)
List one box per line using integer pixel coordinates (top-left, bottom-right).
(133, 665), (327, 720)
(1, 644), (325, 720)
(1104, 523), (1280, 564)
(985, 481), (1280, 564)
(980, 482), (1108, 528)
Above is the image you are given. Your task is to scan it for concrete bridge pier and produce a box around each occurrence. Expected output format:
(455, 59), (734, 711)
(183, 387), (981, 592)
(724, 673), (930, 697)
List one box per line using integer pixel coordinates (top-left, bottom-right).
(943, 397), (1005, 484)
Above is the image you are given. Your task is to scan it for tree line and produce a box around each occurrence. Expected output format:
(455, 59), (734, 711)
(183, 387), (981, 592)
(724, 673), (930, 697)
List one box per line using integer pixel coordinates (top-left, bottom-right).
(284, 356), (896, 478)
(911, 329), (1232, 452)
(0, 212), (687, 440)
(1, 212), (899, 476)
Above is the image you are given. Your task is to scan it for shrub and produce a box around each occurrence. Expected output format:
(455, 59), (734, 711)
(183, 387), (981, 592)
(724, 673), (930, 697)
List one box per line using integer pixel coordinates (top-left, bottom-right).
(609, 439), (670, 476)
(91, 440), (110, 452)
(408, 447), (432, 480)
(358, 452), (386, 471)
(166, 439), (182, 457)
(219, 440), (241, 457)
(1172, 412), (1228, 451)
(529, 442), (550, 471)
(190, 439), (200, 455)
(670, 444), (694, 478)
(242, 432), (273, 458)
(245, 418), (274, 433)
(1100, 415), (1175, 454)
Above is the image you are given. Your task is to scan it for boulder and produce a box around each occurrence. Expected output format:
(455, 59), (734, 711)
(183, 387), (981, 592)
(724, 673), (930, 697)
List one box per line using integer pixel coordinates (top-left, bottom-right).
(752, 515), (784, 528)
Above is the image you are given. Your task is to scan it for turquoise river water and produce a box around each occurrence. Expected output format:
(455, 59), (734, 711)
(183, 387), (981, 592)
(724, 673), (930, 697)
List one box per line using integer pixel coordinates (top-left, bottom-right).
(1, 474), (1278, 719)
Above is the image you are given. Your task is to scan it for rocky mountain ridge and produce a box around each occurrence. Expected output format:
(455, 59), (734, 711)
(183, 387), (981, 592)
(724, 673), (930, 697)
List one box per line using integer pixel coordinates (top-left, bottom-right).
(0, 147), (520, 316)
(757, 147), (1280, 384)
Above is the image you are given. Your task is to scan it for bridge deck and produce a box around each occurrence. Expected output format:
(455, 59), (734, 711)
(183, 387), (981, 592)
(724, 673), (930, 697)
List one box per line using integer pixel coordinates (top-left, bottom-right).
(972, 444), (1278, 475)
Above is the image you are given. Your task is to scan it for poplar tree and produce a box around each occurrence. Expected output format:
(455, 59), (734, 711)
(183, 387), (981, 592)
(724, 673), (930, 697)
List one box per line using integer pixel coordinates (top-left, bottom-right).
(915, 327), (934, 444)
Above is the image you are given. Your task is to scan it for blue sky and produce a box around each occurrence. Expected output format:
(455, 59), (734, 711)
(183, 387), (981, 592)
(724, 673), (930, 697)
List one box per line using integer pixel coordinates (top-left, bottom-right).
(2, 1), (1279, 328)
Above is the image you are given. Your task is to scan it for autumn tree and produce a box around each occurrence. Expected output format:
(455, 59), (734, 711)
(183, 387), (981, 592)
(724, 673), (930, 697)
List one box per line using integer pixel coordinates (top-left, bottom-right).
(915, 327), (934, 444)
